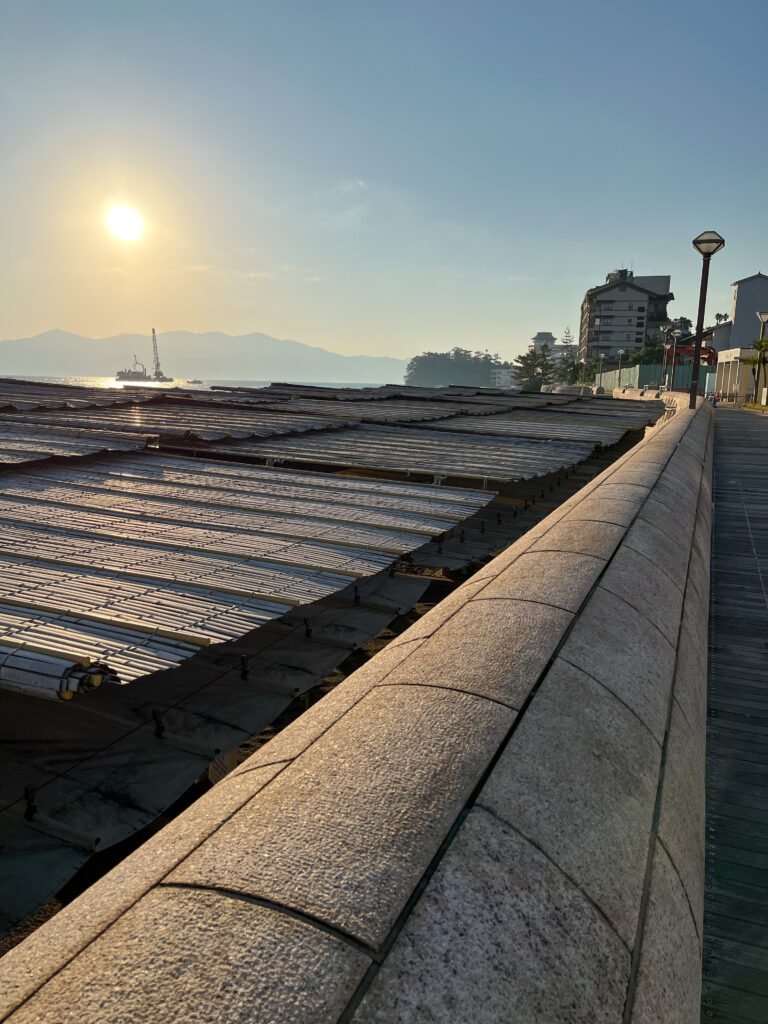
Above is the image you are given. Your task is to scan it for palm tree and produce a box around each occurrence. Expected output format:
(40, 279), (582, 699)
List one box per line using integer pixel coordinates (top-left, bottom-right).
(744, 335), (768, 403)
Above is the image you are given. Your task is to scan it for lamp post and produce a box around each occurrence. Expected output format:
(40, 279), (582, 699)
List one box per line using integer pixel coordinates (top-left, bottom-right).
(598, 352), (605, 389)
(670, 329), (683, 390)
(659, 321), (672, 388)
(689, 230), (725, 409)
(617, 348), (626, 387)
(756, 311), (768, 405)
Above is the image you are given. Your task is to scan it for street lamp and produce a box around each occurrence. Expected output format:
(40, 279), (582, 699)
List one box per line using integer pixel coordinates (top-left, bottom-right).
(598, 352), (605, 389)
(756, 311), (768, 404)
(617, 348), (626, 386)
(659, 321), (672, 387)
(670, 329), (683, 390)
(689, 230), (725, 409)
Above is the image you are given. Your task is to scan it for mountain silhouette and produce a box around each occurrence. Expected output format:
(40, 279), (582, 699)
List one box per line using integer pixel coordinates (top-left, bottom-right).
(0, 330), (408, 383)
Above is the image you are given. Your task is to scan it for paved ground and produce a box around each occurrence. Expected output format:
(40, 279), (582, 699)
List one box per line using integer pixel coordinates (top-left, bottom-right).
(702, 408), (768, 1022)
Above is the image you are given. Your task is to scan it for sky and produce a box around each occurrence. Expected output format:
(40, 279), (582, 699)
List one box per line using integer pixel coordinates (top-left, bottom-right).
(1, 0), (766, 361)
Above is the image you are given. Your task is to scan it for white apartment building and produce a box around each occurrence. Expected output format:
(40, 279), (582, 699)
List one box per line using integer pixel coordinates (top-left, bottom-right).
(578, 269), (673, 362)
(729, 273), (768, 350)
(489, 367), (517, 388)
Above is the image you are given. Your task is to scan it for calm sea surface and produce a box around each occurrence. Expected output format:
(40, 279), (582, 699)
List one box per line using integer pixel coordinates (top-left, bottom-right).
(2, 376), (380, 391)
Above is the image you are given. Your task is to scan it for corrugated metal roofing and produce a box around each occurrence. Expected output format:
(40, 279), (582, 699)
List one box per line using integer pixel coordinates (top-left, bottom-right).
(0, 424), (149, 466)
(0, 403), (347, 442)
(206, 423), (597, 482)
(419, 413), (627, 445)
(0, 453), (491, 699)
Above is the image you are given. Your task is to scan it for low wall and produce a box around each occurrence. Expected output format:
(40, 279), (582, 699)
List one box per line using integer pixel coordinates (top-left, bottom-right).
(0, 400), (713, 1023)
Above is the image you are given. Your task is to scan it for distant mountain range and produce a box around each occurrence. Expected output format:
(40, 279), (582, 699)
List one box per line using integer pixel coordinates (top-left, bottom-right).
(0, 330), (409, 384)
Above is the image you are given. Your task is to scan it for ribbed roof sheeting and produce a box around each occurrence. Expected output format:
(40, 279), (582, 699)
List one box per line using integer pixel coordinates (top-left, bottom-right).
(0, 424), (149, 466)
(0, 379), (158, 411)
(419, 413), (627, 446)
(0, 403), (348, 441)
(0, 454), (492, 699)
(206, 424), (596, 482)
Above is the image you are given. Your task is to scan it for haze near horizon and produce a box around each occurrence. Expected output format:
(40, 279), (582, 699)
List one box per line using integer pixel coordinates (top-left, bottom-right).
(2, 0), (765, 364)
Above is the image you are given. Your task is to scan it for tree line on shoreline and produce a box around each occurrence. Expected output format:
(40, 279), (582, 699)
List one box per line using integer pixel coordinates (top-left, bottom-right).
(403, 319), (697, 390)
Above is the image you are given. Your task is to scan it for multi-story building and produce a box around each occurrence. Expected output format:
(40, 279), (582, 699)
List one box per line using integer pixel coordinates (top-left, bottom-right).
(489, 367), (516, 388)
(578, 269), (674, 362)
(729, 272), (768, 350)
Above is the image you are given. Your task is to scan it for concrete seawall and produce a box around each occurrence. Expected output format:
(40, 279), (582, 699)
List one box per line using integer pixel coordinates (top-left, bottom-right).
(0, 398), (713, 1024)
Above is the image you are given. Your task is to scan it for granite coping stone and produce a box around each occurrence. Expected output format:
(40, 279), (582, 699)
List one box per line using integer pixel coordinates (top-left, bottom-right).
(558, 585), (676, 743)
(477, 658), (661, 946)
(624, 516), (693, 588)
(387, 577), (492, 643)
(657, 700), (705, 941)
(5, 888), (371, 1024)
(0, 761), (287, 1017)
(379, 598), (573, 708)
(168, 684), (515, 949)
(565, 495), (644, 527)
(529, 518), (626, 560)
(232, 638), (426, 774)
(629, 842), (702, 1024)
(352, 807), (629, 1024)
(599, 544), (685, 644)
(478, 549), (606, 612)
(637, 495), (697, 546)
(673, 624), (707, 734)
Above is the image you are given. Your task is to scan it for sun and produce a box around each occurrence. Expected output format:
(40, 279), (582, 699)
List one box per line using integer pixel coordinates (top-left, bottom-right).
(106, 205), (144, 241)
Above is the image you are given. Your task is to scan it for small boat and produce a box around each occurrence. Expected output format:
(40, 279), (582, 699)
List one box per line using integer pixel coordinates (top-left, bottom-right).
(188, 378), (203, 385)
(115, 355), (150, 382)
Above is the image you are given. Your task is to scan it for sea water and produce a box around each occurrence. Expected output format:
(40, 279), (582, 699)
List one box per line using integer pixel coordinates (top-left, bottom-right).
(1, 375), (380, 391)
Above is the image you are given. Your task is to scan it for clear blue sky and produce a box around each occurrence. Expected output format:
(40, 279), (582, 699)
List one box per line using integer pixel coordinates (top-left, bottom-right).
(1, 0), (764, 359)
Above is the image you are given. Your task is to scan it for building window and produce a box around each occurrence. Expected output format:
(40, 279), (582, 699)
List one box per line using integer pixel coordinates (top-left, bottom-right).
(638, 306), (645, 312)
(627, 304), (634, 310)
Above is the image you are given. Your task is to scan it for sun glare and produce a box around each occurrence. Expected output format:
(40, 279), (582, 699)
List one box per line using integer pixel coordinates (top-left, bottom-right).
(106, 205), (143, 241)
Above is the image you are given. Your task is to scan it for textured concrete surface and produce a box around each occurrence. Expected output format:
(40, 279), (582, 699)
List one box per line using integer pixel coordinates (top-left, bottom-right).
(352, 808), (629, 1024)
(657, 700), (705, 939)
(559, 584), (676, 743)
(630, 843), (702, 1024)
(5, 888), (371, 1024)
(380, 598), (572, 708)
(169, 684), (515, 948)
(479, 549), (605, 611)
(599, 543), (684, 644)
(0, 398), (712, 1024)
(478, 658), (661, 946)
(529, 517), (626, 560)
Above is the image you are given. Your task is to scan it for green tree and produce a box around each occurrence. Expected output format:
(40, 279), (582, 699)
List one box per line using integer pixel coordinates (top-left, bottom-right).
(513, 343), (555, 390)
(404, 347), (505, 387)
(628, 341), (665, 365)
(743, 335), (768, 402)
(555, 331), (579, 385)
(578, 358), (600, 386)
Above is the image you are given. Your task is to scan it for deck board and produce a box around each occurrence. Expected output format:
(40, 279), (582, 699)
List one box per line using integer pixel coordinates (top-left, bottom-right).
(703, 408), (768, 1022)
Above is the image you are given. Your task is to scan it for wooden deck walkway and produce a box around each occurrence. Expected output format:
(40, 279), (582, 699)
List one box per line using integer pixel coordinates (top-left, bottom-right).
(702, 408), (768, 1022)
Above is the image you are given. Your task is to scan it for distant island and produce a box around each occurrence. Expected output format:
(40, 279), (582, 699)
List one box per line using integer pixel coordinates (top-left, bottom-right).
(0, 329), (409, 384)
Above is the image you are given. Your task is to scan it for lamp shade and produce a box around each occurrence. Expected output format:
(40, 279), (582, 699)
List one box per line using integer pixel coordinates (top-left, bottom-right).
(692, 230), (725, 256)
(757, 311), (768, 325)
(672, 329), (683, 338)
